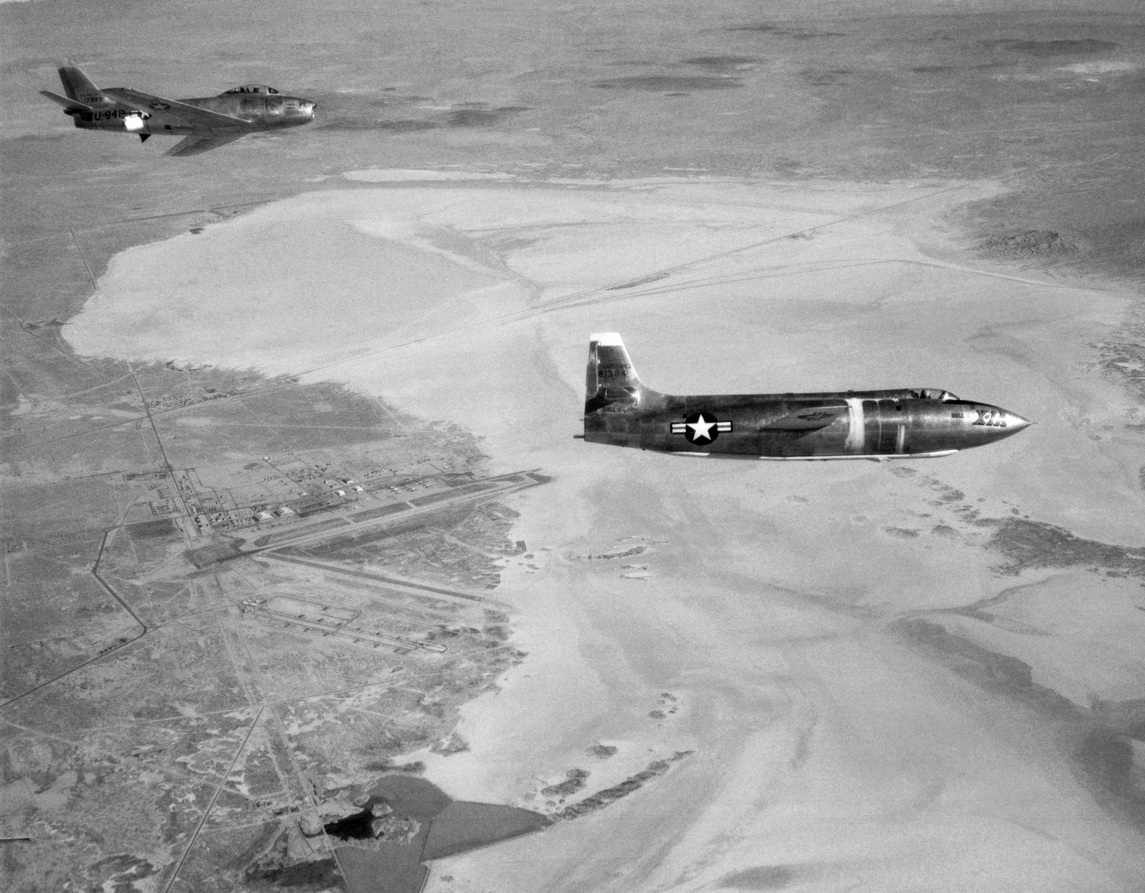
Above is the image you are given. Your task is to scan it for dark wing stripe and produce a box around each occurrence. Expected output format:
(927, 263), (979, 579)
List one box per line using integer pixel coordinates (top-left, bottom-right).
(760, 407), (845, 431)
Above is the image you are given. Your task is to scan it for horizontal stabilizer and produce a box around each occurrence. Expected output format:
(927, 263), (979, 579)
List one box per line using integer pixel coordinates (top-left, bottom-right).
(41, 90), (91, 111)
(760, 406), (846, 430)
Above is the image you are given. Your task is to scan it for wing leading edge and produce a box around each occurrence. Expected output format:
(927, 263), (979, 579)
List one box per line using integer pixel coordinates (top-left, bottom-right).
(102, 88), (254, 155)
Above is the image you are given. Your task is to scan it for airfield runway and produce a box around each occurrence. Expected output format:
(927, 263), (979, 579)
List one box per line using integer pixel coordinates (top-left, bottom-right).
(66, 173), (1145, 891)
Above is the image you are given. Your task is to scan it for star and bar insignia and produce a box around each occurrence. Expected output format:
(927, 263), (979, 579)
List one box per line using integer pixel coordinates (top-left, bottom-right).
(671, 412), (733, 445)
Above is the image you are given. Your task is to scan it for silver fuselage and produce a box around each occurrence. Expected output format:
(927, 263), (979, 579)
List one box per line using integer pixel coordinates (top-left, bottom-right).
(70, 92), (315, 135)
(583, 334), (1030, 460)
(585, 389), (1027, 459)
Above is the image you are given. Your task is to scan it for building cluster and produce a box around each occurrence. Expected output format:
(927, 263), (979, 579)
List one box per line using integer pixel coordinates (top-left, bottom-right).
(144, 388), (236, 411)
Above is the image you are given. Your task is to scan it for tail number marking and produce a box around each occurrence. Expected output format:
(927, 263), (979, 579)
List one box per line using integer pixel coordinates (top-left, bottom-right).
(91, 109), (151, 121)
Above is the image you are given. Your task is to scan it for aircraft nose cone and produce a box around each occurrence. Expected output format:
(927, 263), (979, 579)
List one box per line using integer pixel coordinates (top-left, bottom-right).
(1004, 411), (1032, 432)
(973, 405), (1032, 444)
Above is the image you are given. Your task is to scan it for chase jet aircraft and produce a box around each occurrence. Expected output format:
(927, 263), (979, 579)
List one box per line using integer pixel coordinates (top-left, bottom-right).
(41, 65), (315, 157)
(582, 333), (1030, 460)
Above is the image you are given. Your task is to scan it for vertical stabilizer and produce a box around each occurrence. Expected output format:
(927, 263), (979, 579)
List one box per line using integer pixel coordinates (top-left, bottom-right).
(58, 65), (112, 106)
(585, 332), (662, 419)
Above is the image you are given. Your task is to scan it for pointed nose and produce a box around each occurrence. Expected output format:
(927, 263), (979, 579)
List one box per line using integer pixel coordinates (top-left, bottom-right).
(973, 405), (1032, 444)
(1003, 411), (1032, 433)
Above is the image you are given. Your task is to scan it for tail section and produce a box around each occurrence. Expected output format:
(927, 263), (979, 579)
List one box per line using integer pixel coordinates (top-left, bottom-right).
(584, 333), (668, 446)
(58, 65), (112, 106)
(40, 89), (90, 111)
(585, 333), (644, 416)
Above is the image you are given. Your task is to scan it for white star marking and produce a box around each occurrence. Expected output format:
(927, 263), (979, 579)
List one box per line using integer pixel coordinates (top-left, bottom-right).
(687, 414), (716, 442)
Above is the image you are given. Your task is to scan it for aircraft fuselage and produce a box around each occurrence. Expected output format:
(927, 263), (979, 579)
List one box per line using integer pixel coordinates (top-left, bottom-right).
(583, 334), (1030, 461)
(68, 90), (315, 136)
(586, 390), (1024, 459)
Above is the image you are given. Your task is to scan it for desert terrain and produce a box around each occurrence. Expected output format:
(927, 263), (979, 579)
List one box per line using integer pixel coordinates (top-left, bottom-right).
(2, 2), (1144, 892)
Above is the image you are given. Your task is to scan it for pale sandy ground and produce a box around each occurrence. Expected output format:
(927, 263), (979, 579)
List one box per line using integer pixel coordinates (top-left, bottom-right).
(67, 175), (1145, 891)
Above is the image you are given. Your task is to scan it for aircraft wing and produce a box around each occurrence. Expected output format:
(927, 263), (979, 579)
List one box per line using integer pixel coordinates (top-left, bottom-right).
(102, 87), (252, 130)
(166, 132), (248, 157)
(760, 406), (847, 431)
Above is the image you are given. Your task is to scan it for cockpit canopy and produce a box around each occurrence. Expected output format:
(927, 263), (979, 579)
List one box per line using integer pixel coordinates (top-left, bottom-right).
(222, 85), (280, 95)
(913, 388), (959, 402)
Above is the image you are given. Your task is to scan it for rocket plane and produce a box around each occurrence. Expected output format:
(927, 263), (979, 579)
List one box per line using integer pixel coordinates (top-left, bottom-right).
(582, 333), (1030, 460)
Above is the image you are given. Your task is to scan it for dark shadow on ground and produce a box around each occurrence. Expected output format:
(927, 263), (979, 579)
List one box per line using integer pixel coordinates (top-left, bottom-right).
(329, 775), (550, 893)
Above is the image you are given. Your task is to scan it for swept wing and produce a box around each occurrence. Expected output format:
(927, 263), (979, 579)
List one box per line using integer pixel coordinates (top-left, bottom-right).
(101, 87), (252, 131)
(166, 132), (248, 157)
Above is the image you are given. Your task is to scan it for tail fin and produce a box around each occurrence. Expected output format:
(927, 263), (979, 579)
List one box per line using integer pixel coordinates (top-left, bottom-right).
(585, 333), (655, 417)
(58, 65), (112, 106)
